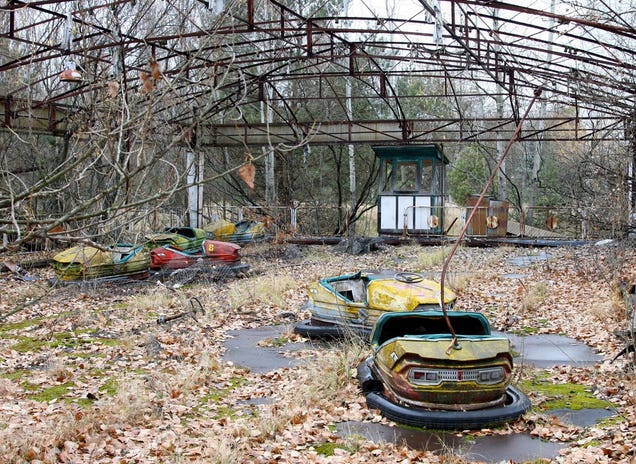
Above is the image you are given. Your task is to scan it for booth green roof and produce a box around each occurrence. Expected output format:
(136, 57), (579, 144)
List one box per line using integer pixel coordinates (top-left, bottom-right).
(372, 144), (449, 163)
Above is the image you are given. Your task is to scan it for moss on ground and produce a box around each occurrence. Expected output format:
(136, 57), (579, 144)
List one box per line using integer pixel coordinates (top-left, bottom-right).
(27, 381), (74, 402)
(522, 378), (612, 411)
(314, 442), (348, 457)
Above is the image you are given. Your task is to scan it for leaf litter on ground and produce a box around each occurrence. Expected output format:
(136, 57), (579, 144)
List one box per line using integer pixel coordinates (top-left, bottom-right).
(0, 240), (635, 463)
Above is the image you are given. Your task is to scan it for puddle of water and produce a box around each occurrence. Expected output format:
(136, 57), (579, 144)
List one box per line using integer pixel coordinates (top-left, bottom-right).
(336, 421), (565, 463)
(336, 421), (461, 452)
(500, 272), (528, 279)
(226, 327), (613, 462)
(236, 397), (275, 416)
(507, 252), (552, 267)
(505, 333), (603, 368)
(548, 407), (616, 427)
(462, 433), (565, 463)
(223, 325), (307, 373)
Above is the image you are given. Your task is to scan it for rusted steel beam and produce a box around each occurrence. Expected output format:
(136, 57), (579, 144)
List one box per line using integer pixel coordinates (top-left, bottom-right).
(247, 0), (254, 30)
(9, 7), (14, 37)
(446, 0), (636, 39)
(307, 21), (313, 56)
(349, 44), (356, 75)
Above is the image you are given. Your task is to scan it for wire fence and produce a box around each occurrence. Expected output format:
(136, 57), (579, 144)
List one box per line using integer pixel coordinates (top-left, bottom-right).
(2, 201), (631, 252)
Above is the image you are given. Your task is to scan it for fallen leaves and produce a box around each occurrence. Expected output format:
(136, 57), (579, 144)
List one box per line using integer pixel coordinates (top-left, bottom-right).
(0, 243), (635, 463)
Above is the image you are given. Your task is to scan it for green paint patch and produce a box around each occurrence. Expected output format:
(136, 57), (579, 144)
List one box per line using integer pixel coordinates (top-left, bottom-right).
(522, 379), (612, 411)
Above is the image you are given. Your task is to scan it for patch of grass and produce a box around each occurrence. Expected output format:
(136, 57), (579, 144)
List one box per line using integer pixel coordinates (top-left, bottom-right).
(92, 337), (123, 347)
(521, 378), (612, 411)
(10, 336), (49, 352)
(27, 381), (74, 402)
(10, 331), (123, 353)
(0, 317), (43, 334)
(314, 442), (347, 457)
(445, 271), (472, 294)
(214, 405), (240, 420)
(3, 369), (40, 392)
(226, 274), (298, 310)
(103, 377), (161, 425)
(127, 290), (178, 314)
(21, 381), (40, 392)
(293, 336), (367, 406)
(99, 378), (119, 396)
(49, 332), (74, 348)
(484, 246), (517, 267)
(510, 326), (540, 336)
(522, 282), (549, 312)
(75, 397), (97, 409)
(198, 376), (247, 409)
(258, 335), (289, 347)
(416, 248), (449, 269)
(583, 439), (602, 448)
(303, 247), (335, 263)
(595, 414), (623, 427)
(2, 369), (31, 382)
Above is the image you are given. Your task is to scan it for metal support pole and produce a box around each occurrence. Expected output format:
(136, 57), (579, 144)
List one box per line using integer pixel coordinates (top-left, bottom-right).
(439, 87), (543, 350)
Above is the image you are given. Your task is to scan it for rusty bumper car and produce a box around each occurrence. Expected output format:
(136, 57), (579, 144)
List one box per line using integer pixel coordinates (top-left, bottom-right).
(294, 270), (457, 339)
(357, 311), (530, 429)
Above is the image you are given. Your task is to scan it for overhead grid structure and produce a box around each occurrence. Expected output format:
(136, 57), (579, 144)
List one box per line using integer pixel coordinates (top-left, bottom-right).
(1, 0), (635, 243)
(2, 0), (635, 141)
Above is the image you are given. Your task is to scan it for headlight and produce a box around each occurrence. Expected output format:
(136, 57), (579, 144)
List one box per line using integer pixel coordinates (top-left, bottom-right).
(409, 368), (441, 385)
(477, 367), (505, 384)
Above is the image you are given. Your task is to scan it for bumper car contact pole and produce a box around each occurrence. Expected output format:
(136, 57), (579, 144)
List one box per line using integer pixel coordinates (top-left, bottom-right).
(439, 87), (543, 354)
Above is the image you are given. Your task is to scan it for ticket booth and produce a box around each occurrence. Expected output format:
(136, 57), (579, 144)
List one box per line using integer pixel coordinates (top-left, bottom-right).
(374, 144), (449, 236)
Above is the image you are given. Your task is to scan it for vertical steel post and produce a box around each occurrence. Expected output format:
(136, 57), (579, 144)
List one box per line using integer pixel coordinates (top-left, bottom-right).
(440, 88), (543, 350)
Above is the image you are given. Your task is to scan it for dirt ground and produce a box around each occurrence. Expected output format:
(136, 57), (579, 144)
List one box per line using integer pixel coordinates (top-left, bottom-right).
(1, 239), (635, 463)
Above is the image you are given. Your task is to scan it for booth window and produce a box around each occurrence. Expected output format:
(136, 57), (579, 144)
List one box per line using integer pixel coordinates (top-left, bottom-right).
(380, 160), (394, 193)
(432, 163), (442, 194)
(421, 160), (434, 193)
(396, 161), (418, 192)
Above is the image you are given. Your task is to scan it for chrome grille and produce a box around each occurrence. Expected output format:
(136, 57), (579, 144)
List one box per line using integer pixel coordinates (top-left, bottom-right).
(409, 367), (504, 385)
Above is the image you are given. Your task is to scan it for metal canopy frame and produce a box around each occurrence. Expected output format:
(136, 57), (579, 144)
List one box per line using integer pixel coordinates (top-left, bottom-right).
(1, 0), (635, 145)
